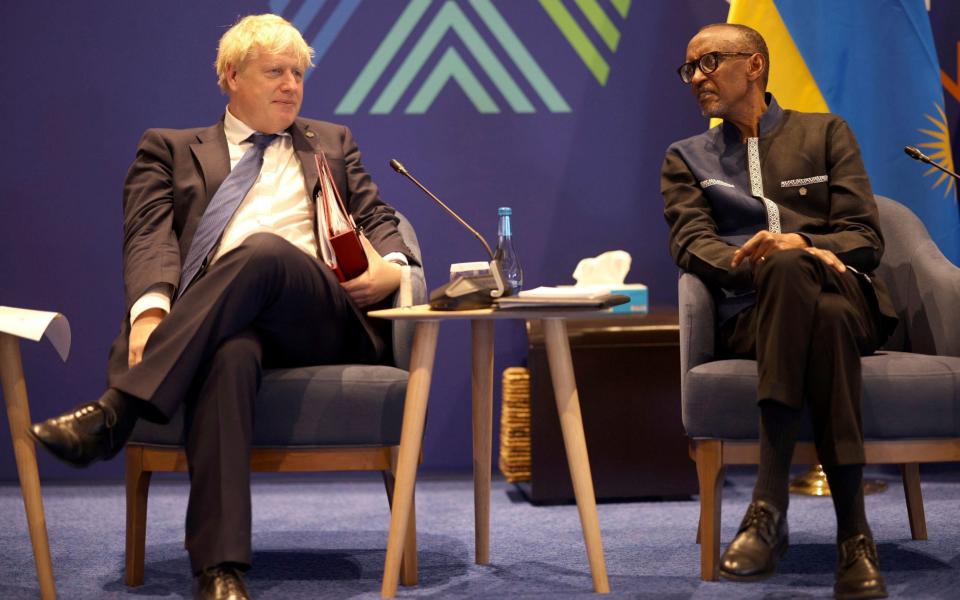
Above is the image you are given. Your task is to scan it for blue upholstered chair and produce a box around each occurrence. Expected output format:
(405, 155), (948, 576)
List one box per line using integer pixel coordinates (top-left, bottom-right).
(123, 212), (427, 587)
(679, 196), (960, 581)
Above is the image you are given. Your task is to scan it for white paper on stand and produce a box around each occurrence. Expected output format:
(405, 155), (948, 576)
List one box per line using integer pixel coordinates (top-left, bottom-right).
(0, 306), (71, 361)
(518, 285), (612, 299)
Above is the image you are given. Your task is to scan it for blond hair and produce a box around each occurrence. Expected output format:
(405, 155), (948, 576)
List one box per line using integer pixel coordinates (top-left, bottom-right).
(215, 14), (315, 93)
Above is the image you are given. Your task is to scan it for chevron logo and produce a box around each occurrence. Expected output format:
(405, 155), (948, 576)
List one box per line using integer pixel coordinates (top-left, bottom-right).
(268, 0), (631, 114)
(335, 0), (570, 115)
(539, 0), (631, 85)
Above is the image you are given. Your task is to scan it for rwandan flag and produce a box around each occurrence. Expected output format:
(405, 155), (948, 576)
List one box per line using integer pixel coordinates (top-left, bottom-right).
(725, 0), (960, 264)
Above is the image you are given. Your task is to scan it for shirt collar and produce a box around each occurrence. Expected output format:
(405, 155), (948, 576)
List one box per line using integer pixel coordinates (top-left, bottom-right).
(721, 92), (784, 142)
(223, 106), (292, 145)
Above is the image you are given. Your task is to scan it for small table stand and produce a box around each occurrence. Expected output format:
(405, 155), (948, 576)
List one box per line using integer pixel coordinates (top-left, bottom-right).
(0, 307), (70, 600)
(369, 304), (620, 598)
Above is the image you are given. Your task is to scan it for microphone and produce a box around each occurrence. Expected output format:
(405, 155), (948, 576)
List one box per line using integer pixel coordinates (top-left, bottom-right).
(390, 159), (510, 310)
(904, 146), (960, 181)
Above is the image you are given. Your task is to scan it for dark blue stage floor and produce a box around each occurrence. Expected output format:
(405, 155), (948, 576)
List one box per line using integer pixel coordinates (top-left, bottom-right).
(1, 467), (957, 598)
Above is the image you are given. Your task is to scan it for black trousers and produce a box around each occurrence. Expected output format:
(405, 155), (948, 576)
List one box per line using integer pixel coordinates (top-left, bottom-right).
(719, 249), (887, 466)
(109, 233), (380, 572)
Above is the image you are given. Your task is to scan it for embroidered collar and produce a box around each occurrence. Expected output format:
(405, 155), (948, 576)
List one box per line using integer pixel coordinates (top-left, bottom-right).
(721, 93), (784, 143)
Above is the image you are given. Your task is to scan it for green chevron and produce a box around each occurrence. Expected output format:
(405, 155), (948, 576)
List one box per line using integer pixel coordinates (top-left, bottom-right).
(407, 47), (498, 113)
(540, 0), (631, 86)
(577, 0), (619, 51)
(611, 0), (631, 19)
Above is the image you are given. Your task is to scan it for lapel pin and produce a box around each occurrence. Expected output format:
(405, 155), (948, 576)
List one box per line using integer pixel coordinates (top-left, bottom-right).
(799, 187), (808, 196)
(305, 130), (315, 138)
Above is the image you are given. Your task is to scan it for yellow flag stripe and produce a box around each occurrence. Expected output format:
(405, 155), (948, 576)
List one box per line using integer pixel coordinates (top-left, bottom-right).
(708, 0), (829, 129)
(728, 0), (829, 112)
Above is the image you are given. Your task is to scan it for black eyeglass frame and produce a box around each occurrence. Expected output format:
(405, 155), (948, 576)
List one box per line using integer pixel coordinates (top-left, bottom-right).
(677, 51), (755, 84)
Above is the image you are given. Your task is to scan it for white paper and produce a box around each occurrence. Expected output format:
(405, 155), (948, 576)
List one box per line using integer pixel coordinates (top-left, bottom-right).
(518, 285), (612, 299)
(0, 306), (71, 361)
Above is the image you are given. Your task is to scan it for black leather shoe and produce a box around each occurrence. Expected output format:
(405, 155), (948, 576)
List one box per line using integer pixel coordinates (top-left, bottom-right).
(834, 534), (887, 599)
(193, 565), (250, 600)
(719, 499), (789, 581)
(29, 390), (137, 468)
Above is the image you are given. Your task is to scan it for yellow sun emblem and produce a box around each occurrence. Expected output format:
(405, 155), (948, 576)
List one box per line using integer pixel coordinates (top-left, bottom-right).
(917, 103), (956, 197)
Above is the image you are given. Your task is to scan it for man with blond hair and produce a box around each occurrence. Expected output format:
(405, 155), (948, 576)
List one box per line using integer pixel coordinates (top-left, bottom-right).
(31, 14), (415, 599)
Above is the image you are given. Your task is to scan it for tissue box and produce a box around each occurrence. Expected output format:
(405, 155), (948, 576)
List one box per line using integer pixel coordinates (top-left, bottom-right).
(610, 283), (648, 314)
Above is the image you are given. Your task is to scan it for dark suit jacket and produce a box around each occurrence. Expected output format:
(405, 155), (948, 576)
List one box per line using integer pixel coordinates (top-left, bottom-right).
(108, 116), (414, 377)
(661, 95), (897, 327)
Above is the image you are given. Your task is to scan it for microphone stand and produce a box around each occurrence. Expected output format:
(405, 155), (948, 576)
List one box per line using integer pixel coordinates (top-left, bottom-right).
(904, 146), (960, 181)
(390, 159), (509, 308)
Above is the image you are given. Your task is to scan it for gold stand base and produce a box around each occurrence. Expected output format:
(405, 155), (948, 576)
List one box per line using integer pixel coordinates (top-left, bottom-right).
(789, 464), (888, 496)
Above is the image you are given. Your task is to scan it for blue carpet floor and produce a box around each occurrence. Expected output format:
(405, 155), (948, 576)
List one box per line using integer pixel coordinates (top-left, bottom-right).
(0, 467), (957, 598)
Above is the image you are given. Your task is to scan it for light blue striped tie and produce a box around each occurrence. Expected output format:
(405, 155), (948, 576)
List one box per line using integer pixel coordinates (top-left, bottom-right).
(176, 133), (278, 299)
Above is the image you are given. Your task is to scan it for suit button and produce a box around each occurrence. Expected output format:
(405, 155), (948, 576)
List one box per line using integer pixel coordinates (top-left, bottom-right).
(799, 187), (807, 196)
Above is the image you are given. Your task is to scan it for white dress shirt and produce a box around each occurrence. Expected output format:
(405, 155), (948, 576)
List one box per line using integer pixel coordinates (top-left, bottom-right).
(129, 108), (404, 324)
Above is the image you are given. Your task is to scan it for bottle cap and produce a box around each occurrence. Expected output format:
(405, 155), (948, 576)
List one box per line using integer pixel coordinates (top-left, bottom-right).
(498, 207), (512, 216)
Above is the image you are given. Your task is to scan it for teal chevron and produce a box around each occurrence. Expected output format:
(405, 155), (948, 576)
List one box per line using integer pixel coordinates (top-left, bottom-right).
(371, 1), (533, 114)
(407, 47), (498, 114)
(471, 0), (570, 113)
(540, 0), (631, 86)
(336, 0), (570, 115)
(335, 0), (431, 114)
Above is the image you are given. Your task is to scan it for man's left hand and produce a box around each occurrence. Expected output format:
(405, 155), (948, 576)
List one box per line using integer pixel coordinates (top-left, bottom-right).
(341, 234), (402, 308)
(731, 230), (808, 268)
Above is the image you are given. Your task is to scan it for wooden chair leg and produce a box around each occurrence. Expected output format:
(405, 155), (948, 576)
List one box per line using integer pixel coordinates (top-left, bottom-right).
(383, 459), (417, 587)
(900, 463), (928, 540)
(125, 445), (153, 586)
(402, 490), (418, 586)
(694, 440), (724, 581)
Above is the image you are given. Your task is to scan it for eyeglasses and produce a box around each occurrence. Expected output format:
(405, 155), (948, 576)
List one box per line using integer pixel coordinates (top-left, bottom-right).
(677, 51), (754, 84)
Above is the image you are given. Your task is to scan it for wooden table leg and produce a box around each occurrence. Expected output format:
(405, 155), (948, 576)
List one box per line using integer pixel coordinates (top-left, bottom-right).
(0, 333), (57, 600)
(541, 319), (610, 594)
(381, 320), (439, 598)
(471, 320), (494, 565)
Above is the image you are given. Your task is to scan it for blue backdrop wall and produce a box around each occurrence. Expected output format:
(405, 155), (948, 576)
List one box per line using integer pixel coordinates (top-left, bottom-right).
(11, 1), (955, 482)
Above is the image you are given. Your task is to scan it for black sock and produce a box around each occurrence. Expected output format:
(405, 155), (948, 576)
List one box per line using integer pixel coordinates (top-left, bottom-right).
(753, 400), (802, 513)
(823, 464), (871, 542)
(97, 388), (141, 425)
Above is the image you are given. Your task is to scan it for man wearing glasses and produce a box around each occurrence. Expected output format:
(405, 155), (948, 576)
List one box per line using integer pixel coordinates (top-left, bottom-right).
(661, 23), (896, 600)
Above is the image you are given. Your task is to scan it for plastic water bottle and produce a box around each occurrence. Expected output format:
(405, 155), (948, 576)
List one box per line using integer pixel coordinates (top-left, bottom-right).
(494, 206), (523, 292)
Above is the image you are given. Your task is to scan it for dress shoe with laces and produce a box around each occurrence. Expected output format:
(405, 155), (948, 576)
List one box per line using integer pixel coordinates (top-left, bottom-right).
(29, 390), (137, 468)
(193, 565), (250, 600)
(719, 499), (789, 581)
(834, 534), (887, 599)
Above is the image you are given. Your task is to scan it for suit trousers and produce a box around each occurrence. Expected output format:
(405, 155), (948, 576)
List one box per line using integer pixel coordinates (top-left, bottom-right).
(719, 249), (887, 466)
(111, 232), (379, 572)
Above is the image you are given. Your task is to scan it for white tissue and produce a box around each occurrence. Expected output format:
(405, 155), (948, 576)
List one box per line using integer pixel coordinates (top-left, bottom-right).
(572, 250), (631, 287)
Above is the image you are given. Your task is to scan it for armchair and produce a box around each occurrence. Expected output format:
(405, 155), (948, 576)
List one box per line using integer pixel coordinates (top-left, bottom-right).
(123, 211), (427, 587)
(679, 195), (960, 580)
